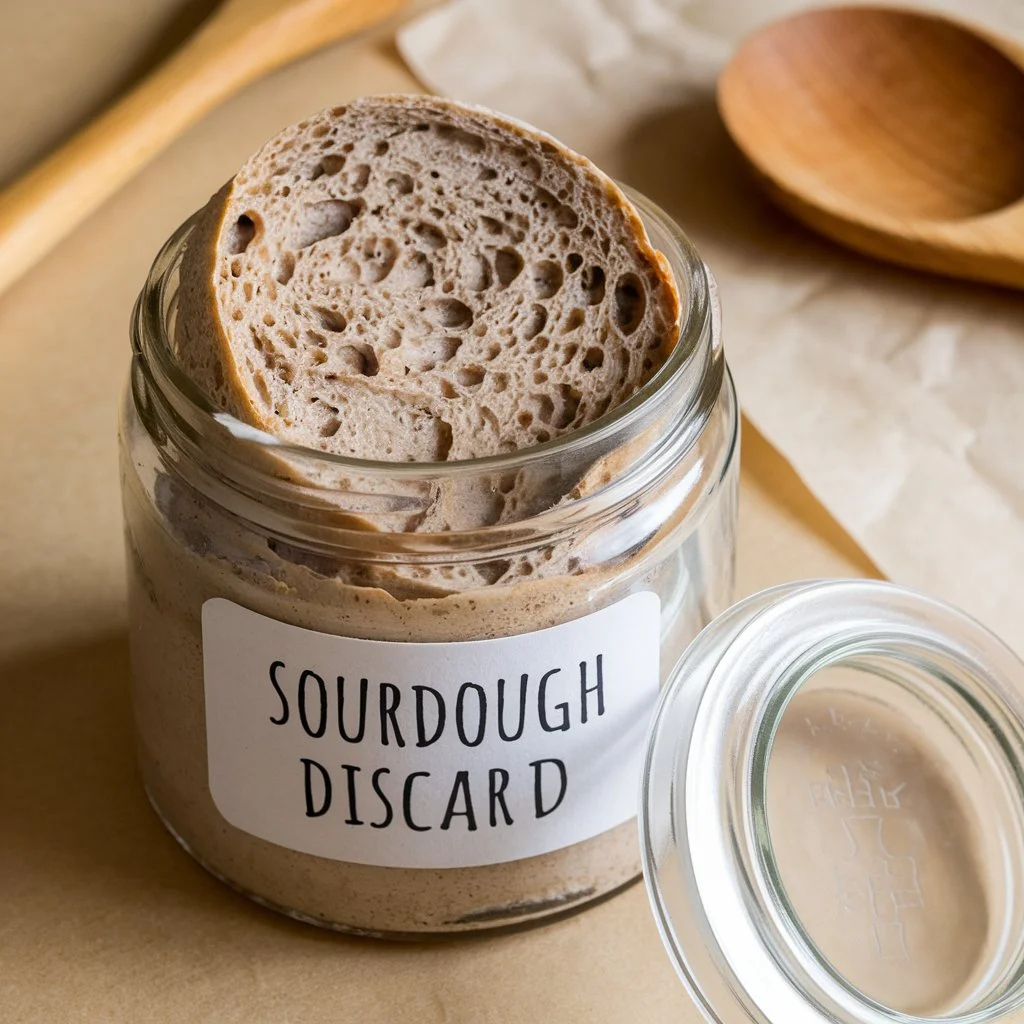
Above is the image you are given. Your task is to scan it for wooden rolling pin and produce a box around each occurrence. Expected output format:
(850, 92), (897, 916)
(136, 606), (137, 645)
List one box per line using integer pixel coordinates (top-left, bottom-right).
(0, 0), (407, 296)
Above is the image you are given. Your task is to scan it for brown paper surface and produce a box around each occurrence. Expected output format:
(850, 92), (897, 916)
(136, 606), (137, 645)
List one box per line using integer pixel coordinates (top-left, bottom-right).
(0, 4), (875, 1021)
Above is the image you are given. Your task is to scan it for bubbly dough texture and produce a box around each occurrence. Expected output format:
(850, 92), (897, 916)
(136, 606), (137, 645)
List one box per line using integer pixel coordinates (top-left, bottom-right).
(175, 95), (680, 463)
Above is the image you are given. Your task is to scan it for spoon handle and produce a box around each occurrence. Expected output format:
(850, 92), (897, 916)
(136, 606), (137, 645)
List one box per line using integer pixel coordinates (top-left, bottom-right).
(0, 0), (404, 297)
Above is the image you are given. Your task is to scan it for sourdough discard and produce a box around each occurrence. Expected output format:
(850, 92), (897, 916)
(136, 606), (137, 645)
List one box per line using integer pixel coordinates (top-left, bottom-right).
(125, 99), (735, 936)
(175, 95), (679, 470)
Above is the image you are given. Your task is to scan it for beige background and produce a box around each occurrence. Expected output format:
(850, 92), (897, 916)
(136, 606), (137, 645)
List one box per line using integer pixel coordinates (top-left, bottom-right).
(0, 2), (875, 1021)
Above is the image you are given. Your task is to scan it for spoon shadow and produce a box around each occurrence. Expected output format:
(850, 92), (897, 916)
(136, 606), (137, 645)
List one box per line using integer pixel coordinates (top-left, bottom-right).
(619, 92), (1024, 298)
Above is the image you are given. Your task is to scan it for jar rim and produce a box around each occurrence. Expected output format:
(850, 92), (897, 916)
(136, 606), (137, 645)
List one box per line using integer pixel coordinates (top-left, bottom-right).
(132, 187), (723, 481)
(642, 579), (1024, 1024)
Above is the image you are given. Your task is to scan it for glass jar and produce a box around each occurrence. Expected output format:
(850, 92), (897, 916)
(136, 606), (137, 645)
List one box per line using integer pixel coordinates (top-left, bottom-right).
(644, 579), (1024, 1023)
(120, 190), (739, 937)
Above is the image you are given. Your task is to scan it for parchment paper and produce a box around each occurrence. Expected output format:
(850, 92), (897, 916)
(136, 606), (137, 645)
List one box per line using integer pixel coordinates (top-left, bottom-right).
(398, 0), (1024, 655)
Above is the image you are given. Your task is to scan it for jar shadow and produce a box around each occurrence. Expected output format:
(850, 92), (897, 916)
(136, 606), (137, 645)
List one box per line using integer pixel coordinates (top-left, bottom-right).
(0, 633), (362, 946)
(0, 633), (689, 1018)
(0, 632), (626, 950)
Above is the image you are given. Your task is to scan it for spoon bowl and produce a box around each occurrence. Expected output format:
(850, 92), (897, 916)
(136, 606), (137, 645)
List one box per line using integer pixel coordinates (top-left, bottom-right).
(718, 6), (1024, 288)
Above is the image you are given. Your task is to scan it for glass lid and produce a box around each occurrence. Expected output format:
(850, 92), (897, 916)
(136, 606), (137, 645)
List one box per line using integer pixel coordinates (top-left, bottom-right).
(641, 579), (1024, 1024)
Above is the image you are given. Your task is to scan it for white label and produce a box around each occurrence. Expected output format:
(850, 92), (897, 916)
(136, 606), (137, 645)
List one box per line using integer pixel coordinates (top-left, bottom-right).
(202, 593), (660, 869)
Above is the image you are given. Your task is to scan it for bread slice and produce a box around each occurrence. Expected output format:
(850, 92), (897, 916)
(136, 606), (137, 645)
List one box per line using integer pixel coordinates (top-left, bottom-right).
(175, 95), (680, 476)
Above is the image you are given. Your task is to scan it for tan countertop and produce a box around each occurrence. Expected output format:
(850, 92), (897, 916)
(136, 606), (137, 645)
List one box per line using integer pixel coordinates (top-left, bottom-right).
(0, 3), (877, 1021)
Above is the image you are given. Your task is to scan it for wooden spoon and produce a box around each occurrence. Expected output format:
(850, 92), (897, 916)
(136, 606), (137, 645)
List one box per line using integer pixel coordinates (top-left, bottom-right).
(0, 0), (406, 296)
(717, 6), (1024, 289)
